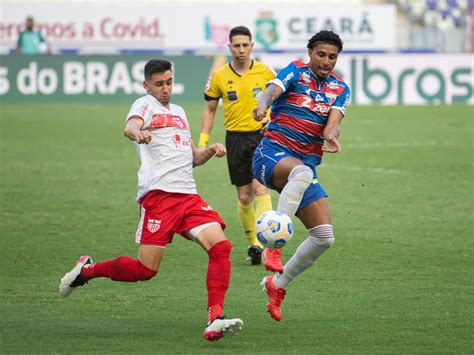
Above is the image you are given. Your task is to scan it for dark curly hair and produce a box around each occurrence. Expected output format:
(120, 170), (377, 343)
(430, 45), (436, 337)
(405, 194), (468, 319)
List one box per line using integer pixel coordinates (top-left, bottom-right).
(144, 59), (172, 80)
(307, 30), (343, 52)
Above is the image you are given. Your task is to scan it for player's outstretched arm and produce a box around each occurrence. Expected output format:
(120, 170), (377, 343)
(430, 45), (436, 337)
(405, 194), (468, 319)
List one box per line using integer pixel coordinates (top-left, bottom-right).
(253, 83), (283, 121)
(322, 109), (344, 153)
(192, 142), (226, 167)
(124, 117), (151, 144)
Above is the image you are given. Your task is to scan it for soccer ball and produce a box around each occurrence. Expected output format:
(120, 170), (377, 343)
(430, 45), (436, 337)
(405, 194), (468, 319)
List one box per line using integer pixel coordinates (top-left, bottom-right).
(256, 210), (293, 249)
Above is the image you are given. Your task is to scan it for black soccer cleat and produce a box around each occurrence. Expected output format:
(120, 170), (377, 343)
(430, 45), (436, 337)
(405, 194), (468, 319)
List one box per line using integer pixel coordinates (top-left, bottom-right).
(246, 245), (263, 265)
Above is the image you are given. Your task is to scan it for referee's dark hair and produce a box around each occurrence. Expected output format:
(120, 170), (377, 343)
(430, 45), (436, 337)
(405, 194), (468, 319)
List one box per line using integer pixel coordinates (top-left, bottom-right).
(307, 30), (343, 52)
(144, 59), (172, 80)
(229, 26), (252, 41)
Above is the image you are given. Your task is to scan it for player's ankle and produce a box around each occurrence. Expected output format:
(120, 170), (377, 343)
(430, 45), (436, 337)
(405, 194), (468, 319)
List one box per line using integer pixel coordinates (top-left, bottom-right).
(208, 304), (223, 324)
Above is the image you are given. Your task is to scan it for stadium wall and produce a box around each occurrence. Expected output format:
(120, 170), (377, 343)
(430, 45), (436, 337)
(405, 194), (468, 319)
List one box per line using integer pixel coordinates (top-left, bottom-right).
(0, 54), (472, 105)
(1, 2), (396, 54)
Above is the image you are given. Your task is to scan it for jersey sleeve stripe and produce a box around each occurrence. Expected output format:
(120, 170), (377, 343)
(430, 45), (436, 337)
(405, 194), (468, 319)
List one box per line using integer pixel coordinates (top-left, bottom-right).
(330, 106), (346, 116)
(204, 93), (220, 101)
(268, 78), (286, 92)
(127, 115), (145, 122)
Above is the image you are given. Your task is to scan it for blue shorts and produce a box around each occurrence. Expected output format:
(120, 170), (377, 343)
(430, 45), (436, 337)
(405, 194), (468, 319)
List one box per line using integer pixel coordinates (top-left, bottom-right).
(252, 141), (328, 210)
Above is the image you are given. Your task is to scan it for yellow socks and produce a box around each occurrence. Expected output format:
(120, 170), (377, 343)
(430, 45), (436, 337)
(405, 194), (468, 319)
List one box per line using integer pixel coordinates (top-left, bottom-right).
(237, 195), (272, 248)
(255, 194), (273, 220)
(237, 200), (260, 247)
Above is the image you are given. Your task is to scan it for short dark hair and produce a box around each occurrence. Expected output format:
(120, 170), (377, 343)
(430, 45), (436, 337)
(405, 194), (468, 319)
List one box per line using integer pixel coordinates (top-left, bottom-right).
(307, 30), (343, 52)
(144, 59), (172, 80)
(229, 26), (252, 42)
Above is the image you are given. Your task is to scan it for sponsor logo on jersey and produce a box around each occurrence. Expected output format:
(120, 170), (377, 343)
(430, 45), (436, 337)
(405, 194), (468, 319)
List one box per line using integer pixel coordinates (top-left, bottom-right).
(173, 133), (191, 149)
(301, 71), (311, 83)
(315, 94), (324, 102)
(282, 72), (294, 85)
(328, 81), (340, 90)
(313, 103), (330, 114)
(150, 114), (189, 130)
(274, 152), (285, 156)
(139, 104), (149, 117)
(147, 219), (161, 233)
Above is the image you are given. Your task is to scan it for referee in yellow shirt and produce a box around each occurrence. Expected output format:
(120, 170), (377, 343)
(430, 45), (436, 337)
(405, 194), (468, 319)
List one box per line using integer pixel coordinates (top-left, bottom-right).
(199, 26), (282, 271)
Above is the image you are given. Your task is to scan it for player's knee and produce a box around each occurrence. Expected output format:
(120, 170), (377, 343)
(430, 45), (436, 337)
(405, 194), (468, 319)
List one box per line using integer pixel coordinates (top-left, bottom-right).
(238, 196), (253, 205)
(208, 239), (232, 258)
(309, 224), (335, 248)
(288, 165), (313, 185)
(137, 260), (158, 280)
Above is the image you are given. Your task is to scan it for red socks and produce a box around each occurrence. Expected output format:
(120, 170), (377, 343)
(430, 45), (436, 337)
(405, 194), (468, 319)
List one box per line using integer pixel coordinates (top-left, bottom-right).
(206, 240), (232, 322)
(207, 304), (223, 324)
(81, 256), (156, 282)
(79, 239), (231, 324)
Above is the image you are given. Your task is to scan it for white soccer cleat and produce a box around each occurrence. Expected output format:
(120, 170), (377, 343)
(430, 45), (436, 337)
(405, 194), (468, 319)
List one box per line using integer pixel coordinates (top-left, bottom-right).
(59, 255), (93, 297)
(203, 317), (243, 342)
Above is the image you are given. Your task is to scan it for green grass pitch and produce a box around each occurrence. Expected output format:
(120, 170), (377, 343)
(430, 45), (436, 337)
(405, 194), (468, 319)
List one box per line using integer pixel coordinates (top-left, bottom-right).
(0, 103), (472, 353)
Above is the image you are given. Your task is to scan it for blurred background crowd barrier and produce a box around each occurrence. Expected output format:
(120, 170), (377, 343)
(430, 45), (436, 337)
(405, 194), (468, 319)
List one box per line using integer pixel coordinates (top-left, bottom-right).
(1, 0), (472, 104)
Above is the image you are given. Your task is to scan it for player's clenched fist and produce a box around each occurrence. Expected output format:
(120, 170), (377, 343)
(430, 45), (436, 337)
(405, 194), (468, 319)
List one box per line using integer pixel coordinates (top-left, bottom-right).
(208, 143), (226, 157)
(253, 107), (267, 122)
(134, 130), (152, 144)
(322, 135), (341, 153)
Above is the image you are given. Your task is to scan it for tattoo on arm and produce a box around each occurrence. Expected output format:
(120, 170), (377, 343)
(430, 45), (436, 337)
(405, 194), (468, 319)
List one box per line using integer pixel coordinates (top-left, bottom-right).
(258, 85), (277, 110)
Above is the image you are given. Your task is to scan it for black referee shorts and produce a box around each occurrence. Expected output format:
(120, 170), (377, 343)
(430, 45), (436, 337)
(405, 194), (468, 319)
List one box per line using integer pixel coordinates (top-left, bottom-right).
(225, 130), (264, 187)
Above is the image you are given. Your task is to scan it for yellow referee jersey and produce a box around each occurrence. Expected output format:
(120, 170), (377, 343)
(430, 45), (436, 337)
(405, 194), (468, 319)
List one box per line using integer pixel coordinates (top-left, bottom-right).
(204, 59), (275, 132)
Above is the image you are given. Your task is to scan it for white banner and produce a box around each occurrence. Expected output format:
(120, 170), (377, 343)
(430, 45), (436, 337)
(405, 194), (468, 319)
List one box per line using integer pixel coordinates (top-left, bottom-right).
(0, 2), (396, 52)
(258, 53), (474, 105)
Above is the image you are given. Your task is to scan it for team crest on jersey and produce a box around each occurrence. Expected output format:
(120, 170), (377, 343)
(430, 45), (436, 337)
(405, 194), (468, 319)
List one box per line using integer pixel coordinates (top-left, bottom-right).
(147, 219), (161, 233)
(253, 87), (263, 99)
(326, 93), (337, 105)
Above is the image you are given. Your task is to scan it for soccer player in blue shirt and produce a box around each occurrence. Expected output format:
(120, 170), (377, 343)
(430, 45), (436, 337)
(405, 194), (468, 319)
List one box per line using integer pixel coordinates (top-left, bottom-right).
(252, 30), (350, 321)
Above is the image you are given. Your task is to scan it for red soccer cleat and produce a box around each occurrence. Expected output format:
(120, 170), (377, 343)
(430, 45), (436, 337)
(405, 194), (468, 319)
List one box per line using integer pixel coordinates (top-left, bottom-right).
(261, 275), (286, 321)
(262, 248), (283, 273)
